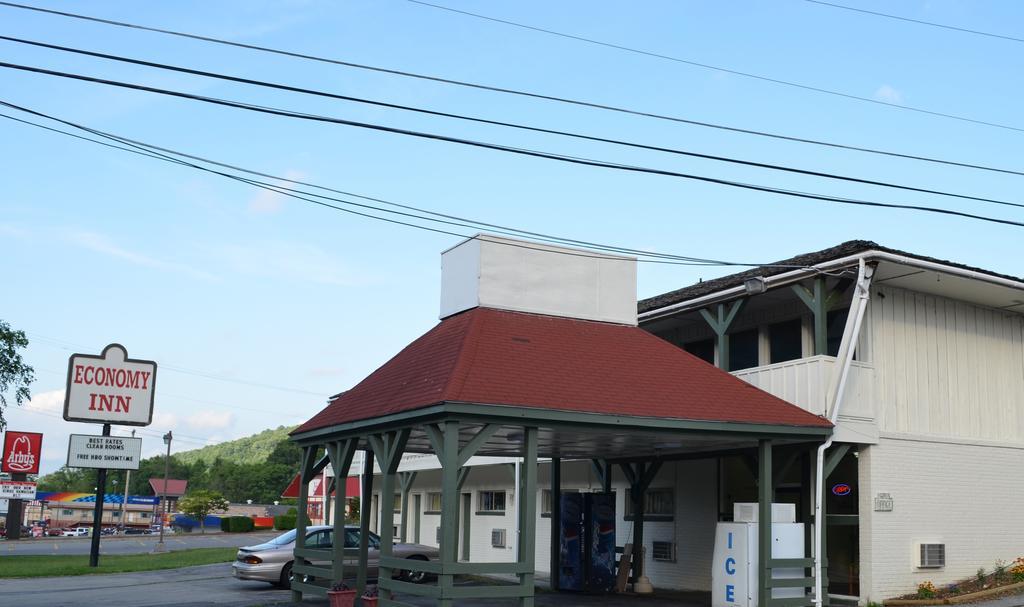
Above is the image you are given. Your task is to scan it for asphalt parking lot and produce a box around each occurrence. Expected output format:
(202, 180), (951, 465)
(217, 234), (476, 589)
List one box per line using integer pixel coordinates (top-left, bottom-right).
(0, 562), (710, 607)
(0, 531), (280, 556)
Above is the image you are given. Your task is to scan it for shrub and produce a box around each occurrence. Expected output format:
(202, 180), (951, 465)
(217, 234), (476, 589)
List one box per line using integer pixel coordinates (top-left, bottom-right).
(274, 514), (297, 530)
(977, 568), (987, 585)
(220, 516), (255, 533)
(994, 560), (1008, 583)
(1010, 557), (1024, 582)
(917, 581), (936, 599)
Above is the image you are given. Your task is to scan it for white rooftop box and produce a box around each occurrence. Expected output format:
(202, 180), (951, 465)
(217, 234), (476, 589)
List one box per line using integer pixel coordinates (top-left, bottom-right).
(440, 234), (637, 325)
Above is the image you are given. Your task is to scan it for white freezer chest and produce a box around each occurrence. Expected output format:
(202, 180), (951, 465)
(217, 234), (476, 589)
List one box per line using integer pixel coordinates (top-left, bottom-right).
(712, 521), (806, 607)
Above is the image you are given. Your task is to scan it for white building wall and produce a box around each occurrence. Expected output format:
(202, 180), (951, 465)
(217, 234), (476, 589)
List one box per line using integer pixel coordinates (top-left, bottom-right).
(859, 436), (1024, 602)
(865, 285), (1024, 442)
(377, 458), (721, 591)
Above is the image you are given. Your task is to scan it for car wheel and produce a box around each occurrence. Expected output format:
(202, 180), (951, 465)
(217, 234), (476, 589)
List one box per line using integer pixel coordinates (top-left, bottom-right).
(402, 556), (429, 584)
(278, 561), (293, 589)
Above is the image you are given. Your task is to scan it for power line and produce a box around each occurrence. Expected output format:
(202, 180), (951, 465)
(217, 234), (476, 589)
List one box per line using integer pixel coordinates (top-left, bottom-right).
(25, 332), (326, 397)
(0, 103), (793, 268)
(3, 64), (1023, 230)
(4, 35), (1022, 212)
(14, 406), (214, 448)
(806, 0), (1024, 44)
(31, 365), (310, 421)
(404, 0), (1024, 134)
(0, 107), (730, 267)
(0, 3), (1020, 177)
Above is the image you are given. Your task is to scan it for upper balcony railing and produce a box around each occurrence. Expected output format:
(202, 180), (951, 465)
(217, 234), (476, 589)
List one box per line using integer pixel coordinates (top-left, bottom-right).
(731, 355), (875, 425)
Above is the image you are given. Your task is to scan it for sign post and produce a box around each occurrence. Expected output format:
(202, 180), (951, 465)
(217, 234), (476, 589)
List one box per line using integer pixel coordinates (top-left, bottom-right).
(63, 344), (156, 567)
(87, 424), (111, 567)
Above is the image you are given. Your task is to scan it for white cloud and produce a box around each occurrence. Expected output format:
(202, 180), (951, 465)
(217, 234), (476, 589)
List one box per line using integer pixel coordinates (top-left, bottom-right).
(247, 169), (307, 214)
(211, 240), (360, 286)
(151, 411), (179, 429)
(60, 229), (219, 282)
(24, 389), (65, 413)
(874, 84), (904, 104)
(186, 410), (234, 430)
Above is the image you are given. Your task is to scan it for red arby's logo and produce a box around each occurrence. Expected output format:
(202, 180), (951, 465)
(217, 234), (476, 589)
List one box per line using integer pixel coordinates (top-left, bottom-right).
(2, 431), (43, 475)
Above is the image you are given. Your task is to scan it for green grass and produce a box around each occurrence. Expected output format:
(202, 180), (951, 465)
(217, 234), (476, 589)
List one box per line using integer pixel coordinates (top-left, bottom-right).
(0, 547), (237, 578)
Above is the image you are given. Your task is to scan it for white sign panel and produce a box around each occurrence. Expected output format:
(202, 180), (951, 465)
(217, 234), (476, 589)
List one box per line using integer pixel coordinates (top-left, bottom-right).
(0, 480), (37, 500)
(874, 492), (894, 512)
(64, 344), (156, 426)
(67, 434), (143, 470)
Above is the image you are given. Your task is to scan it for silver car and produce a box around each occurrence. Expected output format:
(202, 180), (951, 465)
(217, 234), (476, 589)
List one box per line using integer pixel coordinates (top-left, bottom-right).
(232, 525), (439, 589)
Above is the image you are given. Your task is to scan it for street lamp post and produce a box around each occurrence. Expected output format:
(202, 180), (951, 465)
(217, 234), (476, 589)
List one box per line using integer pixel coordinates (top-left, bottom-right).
(120, 429), (135, 532)
(153, 431), (172, 553)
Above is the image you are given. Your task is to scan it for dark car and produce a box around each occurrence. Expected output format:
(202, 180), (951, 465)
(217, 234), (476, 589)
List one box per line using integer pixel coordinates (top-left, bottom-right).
(123, 527), (152, 535)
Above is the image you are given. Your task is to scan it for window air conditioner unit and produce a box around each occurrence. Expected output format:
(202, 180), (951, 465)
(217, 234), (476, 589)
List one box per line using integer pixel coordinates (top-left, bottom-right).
(491, 528), (507, 548)
(652, 541), (676, 562)
(918, 543), (945, 568)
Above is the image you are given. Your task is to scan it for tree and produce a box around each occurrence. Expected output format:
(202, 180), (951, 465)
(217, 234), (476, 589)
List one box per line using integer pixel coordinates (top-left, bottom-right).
(177, 489), (230, 534)
(36, 466), (94, 492)
(0, 319), (34, 430)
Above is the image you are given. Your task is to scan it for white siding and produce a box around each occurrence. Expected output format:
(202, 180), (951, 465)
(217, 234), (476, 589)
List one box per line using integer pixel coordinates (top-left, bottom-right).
(374, 459), (720, 591)
(866, 285), (1024, 442)
(859, 437), (1024, 601)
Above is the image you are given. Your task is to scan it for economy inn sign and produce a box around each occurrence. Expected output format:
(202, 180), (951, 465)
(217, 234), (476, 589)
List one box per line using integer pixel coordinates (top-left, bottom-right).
(64, 343), (157, 426)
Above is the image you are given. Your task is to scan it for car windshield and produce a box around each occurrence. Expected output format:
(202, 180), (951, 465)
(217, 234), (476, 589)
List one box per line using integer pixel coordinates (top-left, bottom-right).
(268, 529), (297, 546)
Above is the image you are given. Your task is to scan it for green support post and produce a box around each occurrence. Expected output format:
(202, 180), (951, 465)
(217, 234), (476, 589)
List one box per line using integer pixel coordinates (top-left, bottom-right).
(518, 427), (538, 607)
(356, 448), (374, 601)
(699, 299), (746, 370)
(758, 440), (773, 607)
(326, 439), (357, 587)
(550, 457), (561, 592)
(368, 430), (411, 607)
(793, 277), (844, 356)
(438, 421), (460, 607)
(398, 471), (417, 543)
(619, 460), (663, 585)
(292, 445), (317, 603)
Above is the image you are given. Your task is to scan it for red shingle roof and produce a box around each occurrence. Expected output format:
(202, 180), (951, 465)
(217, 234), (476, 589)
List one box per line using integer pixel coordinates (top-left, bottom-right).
(295, 307), (830, 434)
(281, 474), (361, 498)
(149, 478), (188, 497)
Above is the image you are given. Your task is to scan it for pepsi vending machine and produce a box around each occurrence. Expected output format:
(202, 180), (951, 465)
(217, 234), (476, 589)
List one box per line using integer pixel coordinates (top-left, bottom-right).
(559, 492), (616, 593)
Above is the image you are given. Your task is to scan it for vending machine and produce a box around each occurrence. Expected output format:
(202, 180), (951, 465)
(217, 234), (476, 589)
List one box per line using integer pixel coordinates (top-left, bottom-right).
(711, 503), (806, 607)
(558, 492), (617, 593)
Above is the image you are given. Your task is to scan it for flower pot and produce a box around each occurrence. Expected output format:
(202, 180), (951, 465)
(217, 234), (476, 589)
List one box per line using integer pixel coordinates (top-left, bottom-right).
(327, 589), (357, 607)
(361, 597), (379, 607)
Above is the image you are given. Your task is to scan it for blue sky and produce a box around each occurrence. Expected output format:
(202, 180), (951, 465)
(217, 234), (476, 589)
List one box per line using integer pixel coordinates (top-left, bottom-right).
(2, 0), (1022, 474)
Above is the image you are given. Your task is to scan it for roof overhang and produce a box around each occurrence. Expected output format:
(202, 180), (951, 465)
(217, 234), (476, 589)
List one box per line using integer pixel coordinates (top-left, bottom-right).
(290, 401), (830, 462)
(640, 249), (1024, 322)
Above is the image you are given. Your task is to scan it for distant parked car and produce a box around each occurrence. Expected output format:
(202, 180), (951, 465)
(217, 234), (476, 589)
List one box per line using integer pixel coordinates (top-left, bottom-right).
(61, 527), (88, 537)
(231, 525), (438, 589)
(123, 527), (153, 535)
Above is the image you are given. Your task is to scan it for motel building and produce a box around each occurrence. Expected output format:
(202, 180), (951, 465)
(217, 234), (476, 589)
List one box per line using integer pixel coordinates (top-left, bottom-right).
(25, 492), (161, 529)
(290, 236), (1024, 606)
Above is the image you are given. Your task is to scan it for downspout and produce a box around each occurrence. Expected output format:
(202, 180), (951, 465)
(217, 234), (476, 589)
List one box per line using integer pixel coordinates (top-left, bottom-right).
(513, 457), (521, 559)
(813, 258), (874, 607)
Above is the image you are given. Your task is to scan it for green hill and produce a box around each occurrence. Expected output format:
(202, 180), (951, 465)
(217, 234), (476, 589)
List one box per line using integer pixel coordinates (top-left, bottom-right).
(175, 425), (297, 466)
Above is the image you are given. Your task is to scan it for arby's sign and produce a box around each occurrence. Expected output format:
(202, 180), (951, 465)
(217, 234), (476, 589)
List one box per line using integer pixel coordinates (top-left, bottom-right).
(2, 431), (43, 474)
(63, 344), (157, 426)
